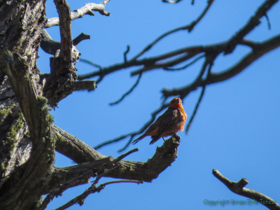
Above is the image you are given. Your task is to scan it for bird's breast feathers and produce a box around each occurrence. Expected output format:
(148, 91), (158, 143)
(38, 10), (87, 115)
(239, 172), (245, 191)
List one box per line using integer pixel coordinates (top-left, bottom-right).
(176, 108), (187, 131)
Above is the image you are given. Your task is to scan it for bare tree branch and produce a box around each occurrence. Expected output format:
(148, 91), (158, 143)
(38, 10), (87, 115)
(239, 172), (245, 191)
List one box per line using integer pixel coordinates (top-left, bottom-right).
(213, 169), (280, 210)
(224, 0), (278, 54)
(54, 124), (181, 182)
(73, 33), (91, 45)
(78, 45), (207, 80)
(113, 148), (139, 162)
(41, 1), (97, 107)
(130, 52), (200, 76)
(131, 0), (214, 60)
(109, 72), (142, 105)
(41, 29), (61, 56)
(162, 34), (280, 99)
(78, 0), (279, 85)
(79, 59), (104, 84)
(45, 0), (111, 28)
(163, 55), (204, 71)
(40, 30), (90, 56)
(53, 0), (74, 76)
(239, 39), (261, 49)
(39, 148), (139, 210)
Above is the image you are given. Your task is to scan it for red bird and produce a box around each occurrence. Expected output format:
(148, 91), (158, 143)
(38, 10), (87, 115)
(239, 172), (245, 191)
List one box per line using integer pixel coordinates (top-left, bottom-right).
(132, 97), (187, 145)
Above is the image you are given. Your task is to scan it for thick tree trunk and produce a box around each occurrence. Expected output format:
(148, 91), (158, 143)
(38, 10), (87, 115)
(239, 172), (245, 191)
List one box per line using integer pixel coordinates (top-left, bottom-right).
(0, 1), (53, 209)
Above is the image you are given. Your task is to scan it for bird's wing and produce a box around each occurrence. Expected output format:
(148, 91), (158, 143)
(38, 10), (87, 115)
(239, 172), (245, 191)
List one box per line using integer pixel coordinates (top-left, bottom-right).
(152, 109), (178, 139)
(142, 122), (159, 136)
(132, 123), (159, 144)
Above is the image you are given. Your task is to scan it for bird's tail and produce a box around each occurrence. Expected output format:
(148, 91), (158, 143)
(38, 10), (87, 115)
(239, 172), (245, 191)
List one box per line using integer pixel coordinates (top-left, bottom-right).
(132, 134), (145, 144)
(149, 135), (161, 145)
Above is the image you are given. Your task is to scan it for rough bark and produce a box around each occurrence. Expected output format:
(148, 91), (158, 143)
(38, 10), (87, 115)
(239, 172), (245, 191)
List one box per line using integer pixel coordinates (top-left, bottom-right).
(0, 0), (279, 209)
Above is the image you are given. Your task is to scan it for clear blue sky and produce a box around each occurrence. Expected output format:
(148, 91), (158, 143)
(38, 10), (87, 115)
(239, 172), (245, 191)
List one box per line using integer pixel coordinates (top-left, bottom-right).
(39, 0), (280, 209)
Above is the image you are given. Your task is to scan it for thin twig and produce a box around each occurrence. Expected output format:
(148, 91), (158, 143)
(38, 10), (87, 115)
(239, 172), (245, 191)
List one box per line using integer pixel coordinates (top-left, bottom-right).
(109, 72), (142, 105)
(185, 85), (205, 133)
(94, 132), (137, 150)
(79, 58), (104, 84)
(239, 39), (260, 49)
(124, 45), (130, 63)
(188, 0), (214, 32)
(94, 104), (168, 150)
(118, 135), (135, 153)
(114, 148), (139, 162)
(131, 0), (214, 60)
(92, 164), (120, 185)
(80, 58), (102, 69)
(130, 53), (200, 76)
(264, 13), (271, 30)
(163, 54), (204, 71)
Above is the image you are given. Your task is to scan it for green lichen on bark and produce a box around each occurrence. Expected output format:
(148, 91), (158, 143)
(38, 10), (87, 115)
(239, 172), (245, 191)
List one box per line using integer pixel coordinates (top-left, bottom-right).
(0, 112), (25, 173)
(38, 96), (54, 124)
(37, 96), (48, 108)
(43, 105), (54, 124)
(1, 162), (6, 172)
(4, 112), (24, 151)
(0, 49), (13, 75)
(0, 104), (16, 123)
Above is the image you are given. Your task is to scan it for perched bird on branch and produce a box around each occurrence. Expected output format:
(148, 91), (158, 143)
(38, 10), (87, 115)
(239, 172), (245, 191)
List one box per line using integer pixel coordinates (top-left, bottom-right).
(132, 97), (187, 145)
